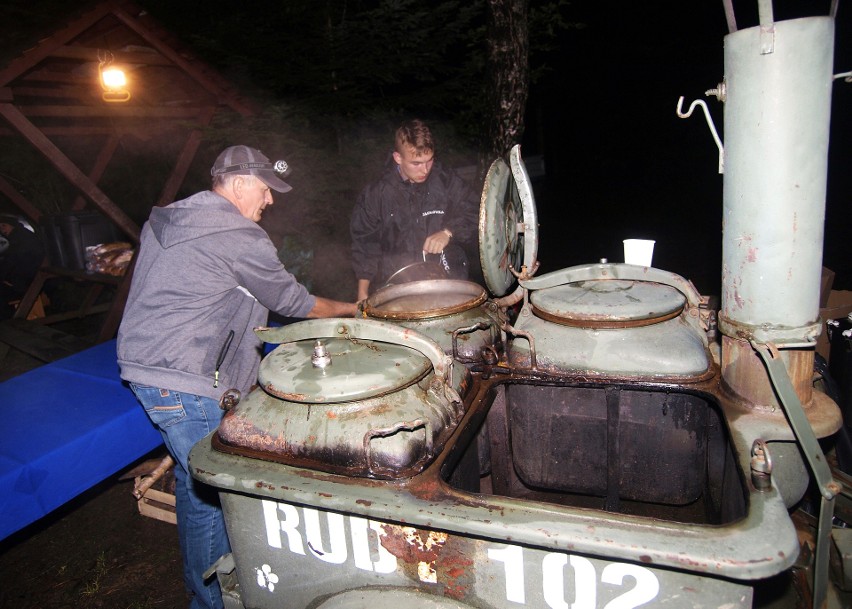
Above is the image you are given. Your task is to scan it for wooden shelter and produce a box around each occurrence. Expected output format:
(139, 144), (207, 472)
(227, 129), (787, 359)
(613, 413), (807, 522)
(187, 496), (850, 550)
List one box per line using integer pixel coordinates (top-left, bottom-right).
(0, 0), (255, 358)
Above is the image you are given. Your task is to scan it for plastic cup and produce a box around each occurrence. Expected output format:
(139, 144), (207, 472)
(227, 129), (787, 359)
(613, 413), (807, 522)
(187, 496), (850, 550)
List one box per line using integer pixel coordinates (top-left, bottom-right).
(623, 239), (655, 267)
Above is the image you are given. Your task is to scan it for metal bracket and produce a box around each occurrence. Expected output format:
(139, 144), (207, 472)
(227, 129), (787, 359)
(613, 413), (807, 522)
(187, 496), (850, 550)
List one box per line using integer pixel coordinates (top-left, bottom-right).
(750, 439), (773, 491)
(758, 0), (775, 55)
(676, 97), (724, 174)
(752, 341), (839, 609)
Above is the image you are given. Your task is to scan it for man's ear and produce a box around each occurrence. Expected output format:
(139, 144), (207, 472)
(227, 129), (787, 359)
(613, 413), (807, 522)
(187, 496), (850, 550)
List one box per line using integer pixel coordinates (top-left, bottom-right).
(392, 151), (402, 166)
(232, 175), (246, 197)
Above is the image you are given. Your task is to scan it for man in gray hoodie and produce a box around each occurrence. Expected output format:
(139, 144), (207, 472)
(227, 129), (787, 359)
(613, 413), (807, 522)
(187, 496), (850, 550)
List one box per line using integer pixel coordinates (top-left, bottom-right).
(117, 145), (357, 609)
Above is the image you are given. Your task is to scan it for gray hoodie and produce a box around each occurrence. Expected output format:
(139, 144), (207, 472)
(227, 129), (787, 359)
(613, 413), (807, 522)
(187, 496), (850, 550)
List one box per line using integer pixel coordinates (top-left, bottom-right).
(117, 190), (315, 400)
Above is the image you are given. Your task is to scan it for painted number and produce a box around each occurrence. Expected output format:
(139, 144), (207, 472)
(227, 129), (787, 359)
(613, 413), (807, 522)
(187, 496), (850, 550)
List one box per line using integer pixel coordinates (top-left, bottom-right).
(263, 500), (660, 608)
(490, 544), (659, 609)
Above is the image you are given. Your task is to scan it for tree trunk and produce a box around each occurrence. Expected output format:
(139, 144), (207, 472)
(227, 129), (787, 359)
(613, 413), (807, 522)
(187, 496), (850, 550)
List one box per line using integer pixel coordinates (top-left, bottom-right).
(485, 0), (530, 161)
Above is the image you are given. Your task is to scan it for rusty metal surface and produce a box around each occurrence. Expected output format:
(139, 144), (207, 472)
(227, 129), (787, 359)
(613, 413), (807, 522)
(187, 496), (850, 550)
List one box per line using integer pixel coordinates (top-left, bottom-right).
(215, 363), (471, 480)
(364, 280), (487, 321)
(192, 368), (803, 582)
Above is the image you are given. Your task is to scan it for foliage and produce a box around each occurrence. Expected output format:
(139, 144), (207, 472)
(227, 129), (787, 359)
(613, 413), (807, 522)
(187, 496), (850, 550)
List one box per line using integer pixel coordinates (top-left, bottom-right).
(138, 0), (573, 152)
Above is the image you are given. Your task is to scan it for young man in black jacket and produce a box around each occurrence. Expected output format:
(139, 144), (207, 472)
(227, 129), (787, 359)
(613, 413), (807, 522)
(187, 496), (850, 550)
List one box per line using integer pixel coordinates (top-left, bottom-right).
(350, 119), (480, 301)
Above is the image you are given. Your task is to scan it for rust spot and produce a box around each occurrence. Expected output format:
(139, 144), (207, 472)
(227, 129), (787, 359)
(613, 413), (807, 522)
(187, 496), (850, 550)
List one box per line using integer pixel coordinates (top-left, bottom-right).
(262, 383), (310, 402)
(639, 555), (653, 563)
(326, 411), (338, 419)
(356, 499), (373, 507)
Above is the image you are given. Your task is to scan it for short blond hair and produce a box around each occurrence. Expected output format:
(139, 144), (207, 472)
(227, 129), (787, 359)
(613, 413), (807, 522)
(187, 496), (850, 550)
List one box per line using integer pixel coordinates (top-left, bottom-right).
(395, 119), (434, 155)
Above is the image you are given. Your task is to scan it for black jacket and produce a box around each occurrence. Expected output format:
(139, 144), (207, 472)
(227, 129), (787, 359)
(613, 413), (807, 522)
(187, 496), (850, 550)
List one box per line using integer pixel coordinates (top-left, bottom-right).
(350, 161), (479, 287)
(0, 224), (44, 295)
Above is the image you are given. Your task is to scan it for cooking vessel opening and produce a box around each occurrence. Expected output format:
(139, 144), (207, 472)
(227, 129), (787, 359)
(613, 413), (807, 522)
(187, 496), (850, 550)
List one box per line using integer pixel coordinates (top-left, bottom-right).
(364, 279), (487, 320)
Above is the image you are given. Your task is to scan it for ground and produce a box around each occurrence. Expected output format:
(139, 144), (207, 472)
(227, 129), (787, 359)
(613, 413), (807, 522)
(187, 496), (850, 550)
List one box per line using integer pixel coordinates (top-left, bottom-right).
(0, 317), (189, 609)
(0, 470), (187, 609)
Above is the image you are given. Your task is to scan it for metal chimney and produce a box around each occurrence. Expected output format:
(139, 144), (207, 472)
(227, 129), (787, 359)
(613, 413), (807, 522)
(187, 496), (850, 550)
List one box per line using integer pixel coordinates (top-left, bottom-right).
(716, 9), (840, 430)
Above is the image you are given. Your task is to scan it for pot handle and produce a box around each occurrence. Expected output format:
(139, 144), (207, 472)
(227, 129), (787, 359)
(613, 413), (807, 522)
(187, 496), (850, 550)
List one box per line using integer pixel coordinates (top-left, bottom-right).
(363, 418), (431, 476)
(255, 318), (452, 381)
(519, 262), (705, 310)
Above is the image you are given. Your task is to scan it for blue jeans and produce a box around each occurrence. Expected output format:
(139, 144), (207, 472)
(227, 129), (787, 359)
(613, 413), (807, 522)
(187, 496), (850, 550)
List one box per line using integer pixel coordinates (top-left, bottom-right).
(130, 384), (230, 609)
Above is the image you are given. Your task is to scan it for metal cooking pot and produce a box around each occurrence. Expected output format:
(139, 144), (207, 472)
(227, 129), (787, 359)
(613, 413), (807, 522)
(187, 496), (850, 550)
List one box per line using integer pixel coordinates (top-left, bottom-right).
(508, 263), (713, 380)
(213, 318), (470, 479)
(361, 278), (502, 364)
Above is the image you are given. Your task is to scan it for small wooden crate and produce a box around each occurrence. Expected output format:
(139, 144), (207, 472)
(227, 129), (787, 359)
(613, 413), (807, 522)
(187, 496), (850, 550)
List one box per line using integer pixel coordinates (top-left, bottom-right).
(135, 474), (177, 525)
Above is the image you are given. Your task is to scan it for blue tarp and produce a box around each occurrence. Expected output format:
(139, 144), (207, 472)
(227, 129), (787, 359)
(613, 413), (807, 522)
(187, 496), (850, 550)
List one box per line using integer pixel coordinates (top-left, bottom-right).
(0, 339), (163, 541)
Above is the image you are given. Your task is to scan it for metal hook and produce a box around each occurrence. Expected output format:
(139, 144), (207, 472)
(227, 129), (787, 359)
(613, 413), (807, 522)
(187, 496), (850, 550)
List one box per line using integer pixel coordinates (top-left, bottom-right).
(676, 96), (724, 174)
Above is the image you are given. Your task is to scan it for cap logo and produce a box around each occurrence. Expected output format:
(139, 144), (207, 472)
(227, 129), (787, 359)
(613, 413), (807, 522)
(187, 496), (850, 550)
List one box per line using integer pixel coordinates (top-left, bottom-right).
(212, 160), (289, 176)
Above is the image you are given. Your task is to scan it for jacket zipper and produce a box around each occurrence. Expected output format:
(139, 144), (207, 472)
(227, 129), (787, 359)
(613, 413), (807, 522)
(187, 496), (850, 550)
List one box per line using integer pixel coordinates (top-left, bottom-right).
(214, 330), (235, 388)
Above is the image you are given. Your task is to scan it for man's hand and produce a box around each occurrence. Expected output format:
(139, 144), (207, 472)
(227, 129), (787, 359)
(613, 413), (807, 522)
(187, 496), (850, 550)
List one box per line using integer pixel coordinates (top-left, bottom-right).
(423, 229), (452, 255)
(307, 296), (359, 318)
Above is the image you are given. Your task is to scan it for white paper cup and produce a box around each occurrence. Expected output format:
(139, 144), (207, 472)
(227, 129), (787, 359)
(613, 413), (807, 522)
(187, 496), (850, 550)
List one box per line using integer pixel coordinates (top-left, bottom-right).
(623, 239), (655, 266)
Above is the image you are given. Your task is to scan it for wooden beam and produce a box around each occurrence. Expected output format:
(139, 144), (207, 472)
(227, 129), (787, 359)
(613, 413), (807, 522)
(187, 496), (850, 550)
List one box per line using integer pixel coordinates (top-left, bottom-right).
(19, 105), (205, 118)
(157, 106), (216, 207)
(11, 85), (95, 99)
(23, 71), (91, 85)
(73, 135), (120, 211)
(48, 45), (173, 66)
(0, 3), (114, 87)
(0, 103), (141, 243)
(113, 7), (256, 117)
(0, 126), (138, 137)
(0, 176), (44, 222)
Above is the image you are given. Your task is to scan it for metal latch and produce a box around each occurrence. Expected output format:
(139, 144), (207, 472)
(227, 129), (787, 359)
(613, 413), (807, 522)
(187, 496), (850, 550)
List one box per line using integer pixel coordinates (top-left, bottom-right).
(750, 439), (772, 491)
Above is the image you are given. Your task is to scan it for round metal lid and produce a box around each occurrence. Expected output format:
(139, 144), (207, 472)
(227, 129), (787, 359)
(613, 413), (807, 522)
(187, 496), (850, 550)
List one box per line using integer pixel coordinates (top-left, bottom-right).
(479, 145), (538, 297)
(364, 279), (486, 320)
(530, 279), (686, 328)
(258, 336), (431, 403)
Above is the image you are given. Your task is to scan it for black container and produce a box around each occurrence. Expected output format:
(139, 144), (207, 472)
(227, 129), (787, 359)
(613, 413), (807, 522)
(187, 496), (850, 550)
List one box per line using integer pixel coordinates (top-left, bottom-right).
(40, 212), (121, 270)
(828, 314), (852, 425)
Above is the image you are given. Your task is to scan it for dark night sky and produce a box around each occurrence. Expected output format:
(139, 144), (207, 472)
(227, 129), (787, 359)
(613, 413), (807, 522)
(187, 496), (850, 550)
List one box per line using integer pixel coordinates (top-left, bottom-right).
(0, 0), (848, 296)
(527, 1), (851, 295)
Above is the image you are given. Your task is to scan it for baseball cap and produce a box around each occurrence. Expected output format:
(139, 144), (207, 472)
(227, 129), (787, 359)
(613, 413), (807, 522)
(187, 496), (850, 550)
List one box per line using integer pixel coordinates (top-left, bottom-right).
(210, 145), (292, 193)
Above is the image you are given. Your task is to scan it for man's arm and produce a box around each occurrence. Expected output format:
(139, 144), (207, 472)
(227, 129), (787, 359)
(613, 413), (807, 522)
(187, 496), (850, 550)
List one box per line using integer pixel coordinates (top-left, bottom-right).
(306, 296), (358, 318)
(357, 278), (371, 302)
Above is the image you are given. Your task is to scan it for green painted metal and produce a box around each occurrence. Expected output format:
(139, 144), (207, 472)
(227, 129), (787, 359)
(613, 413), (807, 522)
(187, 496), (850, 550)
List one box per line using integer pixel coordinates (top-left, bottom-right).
(510, 262), (711, 378)
(478, 145), (538, 299)
(754, 341), (839, 609)
(721, 17), (835, 339)
(216, 319), (468, 479)
(362, 279), (502, 363)
(527, 279), (685, 325)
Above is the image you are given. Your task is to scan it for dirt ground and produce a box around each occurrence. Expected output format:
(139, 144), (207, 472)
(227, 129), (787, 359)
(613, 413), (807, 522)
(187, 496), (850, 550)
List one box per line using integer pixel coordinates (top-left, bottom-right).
(0, 467), (188, 609)
(0, 323), (189, 609)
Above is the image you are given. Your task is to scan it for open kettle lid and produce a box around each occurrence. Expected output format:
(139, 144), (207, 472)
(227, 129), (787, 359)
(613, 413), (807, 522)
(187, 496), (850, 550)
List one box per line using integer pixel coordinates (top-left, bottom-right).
(479, 144), (539, 298)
